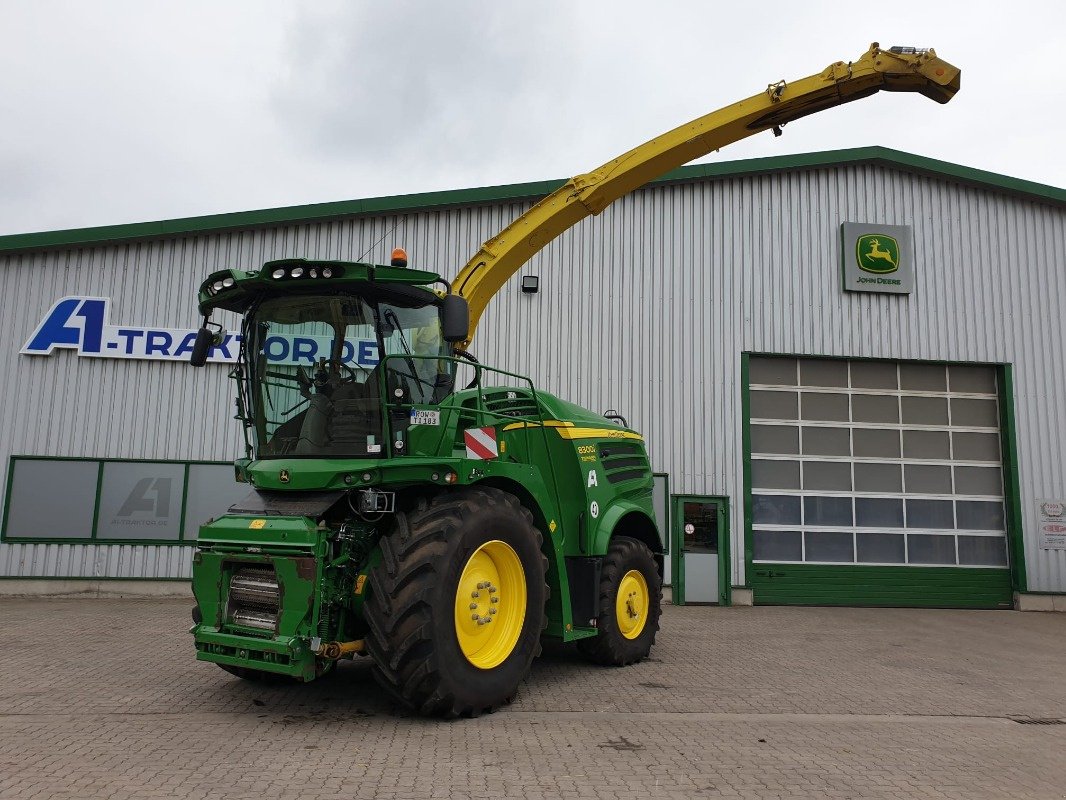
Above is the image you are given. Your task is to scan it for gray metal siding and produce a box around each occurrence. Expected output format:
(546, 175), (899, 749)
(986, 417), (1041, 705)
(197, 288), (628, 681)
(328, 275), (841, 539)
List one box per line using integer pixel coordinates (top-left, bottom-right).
(0, 542), (192, 579)
(1, 163), (1063, 592)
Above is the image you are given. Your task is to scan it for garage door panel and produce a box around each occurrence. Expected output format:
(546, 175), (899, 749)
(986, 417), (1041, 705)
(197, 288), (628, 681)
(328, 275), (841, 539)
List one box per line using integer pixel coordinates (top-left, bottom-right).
(751, 564), (1014, 608)
(747, 356), (1012, 608)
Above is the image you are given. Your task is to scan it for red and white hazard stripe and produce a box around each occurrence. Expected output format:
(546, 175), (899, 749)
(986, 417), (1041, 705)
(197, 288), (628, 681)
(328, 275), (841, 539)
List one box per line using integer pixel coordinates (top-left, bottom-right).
(464, 426), (498, 460)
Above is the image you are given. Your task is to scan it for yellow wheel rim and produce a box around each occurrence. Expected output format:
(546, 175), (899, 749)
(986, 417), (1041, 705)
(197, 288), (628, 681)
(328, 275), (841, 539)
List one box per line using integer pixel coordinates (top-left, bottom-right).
(616, 569), (649, 640)
(454, 540), (527, 669)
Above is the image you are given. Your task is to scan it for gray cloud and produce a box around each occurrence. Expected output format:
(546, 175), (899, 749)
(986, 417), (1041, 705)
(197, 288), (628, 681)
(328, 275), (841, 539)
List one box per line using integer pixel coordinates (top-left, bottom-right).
(272, 3), (579, 172)
(0, 1), (1061, 236)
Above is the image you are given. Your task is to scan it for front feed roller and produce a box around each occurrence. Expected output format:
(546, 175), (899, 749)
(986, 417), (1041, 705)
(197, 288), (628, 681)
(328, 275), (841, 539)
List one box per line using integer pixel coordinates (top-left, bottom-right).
(227, 566), (281, 631)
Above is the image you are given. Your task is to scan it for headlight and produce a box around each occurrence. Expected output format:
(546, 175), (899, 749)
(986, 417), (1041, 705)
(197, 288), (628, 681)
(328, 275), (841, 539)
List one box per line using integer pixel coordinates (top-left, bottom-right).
(212, 280), (225, 292)
(272, 268), (285, 279)
(222, 277), (235, 288)
(291, 267), (304, 278)
(322, 267), (333, 278)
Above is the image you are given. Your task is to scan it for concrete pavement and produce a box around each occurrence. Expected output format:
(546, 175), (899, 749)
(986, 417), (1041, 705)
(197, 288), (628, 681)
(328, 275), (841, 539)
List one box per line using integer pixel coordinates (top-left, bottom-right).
(1, 599), (1064, 799)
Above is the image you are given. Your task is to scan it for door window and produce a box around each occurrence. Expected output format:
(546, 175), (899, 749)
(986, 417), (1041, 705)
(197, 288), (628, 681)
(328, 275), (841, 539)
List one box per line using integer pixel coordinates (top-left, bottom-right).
(682, 501), (719, 554)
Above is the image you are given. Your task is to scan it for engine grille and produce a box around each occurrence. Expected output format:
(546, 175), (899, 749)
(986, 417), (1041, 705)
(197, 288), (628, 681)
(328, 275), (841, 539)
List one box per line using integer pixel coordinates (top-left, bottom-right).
(600, 441), (651, 484)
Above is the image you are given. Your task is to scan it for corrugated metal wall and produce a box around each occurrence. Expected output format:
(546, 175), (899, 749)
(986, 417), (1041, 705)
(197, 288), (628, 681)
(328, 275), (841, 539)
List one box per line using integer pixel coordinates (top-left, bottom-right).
(0, 543), (192, 579)
(1, 163), (1063, 591)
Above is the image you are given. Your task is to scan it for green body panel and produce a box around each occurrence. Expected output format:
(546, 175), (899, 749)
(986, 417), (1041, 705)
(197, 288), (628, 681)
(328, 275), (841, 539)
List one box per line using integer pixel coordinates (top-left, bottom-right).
(194, 514), (320, 549)
(749, 565), (1014, 609)
(190, 259), (663, 676)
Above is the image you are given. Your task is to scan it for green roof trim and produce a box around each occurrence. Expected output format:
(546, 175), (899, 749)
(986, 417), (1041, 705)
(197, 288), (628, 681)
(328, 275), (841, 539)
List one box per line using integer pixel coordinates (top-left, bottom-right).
(1, 146), (1062, 255)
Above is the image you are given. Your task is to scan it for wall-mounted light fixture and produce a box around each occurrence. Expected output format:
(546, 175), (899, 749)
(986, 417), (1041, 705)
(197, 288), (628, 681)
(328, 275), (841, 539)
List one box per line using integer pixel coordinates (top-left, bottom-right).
(521, 275), (540, 294)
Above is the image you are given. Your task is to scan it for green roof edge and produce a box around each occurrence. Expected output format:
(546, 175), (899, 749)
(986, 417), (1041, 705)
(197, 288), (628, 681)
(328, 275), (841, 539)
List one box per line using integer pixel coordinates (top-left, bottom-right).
(2, 146), (1063, 255)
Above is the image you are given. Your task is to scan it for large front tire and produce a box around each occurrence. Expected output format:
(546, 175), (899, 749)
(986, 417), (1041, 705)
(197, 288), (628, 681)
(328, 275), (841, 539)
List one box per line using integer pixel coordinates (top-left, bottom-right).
(364, 488), (548, 717)
(578, 536), (662, 666)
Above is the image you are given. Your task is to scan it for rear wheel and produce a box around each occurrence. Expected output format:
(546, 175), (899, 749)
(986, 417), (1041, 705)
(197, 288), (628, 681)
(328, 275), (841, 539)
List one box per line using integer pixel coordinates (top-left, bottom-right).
(364, 487), (548, 717)
(578, 536), (662, 666)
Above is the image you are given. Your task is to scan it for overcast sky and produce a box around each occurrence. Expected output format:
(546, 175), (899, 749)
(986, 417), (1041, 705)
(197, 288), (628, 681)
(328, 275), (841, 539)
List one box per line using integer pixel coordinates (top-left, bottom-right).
(1, 1), (1062, 237)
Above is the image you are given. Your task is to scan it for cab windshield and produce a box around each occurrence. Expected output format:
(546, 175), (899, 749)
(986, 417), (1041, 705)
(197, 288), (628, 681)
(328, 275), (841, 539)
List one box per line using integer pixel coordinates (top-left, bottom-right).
(245, 291), (453, 458)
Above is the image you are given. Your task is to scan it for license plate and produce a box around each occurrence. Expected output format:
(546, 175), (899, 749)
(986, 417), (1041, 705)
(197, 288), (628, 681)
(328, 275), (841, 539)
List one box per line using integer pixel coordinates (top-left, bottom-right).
(409, 408), (441, 426)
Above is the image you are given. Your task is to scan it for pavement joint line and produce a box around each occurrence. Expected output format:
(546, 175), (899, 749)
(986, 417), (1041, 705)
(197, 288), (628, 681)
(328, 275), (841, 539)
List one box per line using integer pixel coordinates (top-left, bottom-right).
(0, 710), (1041, 725)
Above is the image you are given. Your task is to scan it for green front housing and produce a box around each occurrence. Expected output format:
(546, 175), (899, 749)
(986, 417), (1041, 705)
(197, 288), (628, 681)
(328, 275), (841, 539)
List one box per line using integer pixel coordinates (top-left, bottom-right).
(191, 377), (664, 679)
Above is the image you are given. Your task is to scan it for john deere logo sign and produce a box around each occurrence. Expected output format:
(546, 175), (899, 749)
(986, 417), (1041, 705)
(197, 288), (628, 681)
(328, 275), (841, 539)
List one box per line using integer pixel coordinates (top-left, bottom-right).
(856, 234), (900, 274)
(841, 222), (914, 295)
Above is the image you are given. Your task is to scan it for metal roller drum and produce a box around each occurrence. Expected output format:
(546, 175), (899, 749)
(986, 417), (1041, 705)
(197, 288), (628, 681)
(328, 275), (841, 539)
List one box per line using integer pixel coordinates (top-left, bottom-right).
(228, 567), (280, 610)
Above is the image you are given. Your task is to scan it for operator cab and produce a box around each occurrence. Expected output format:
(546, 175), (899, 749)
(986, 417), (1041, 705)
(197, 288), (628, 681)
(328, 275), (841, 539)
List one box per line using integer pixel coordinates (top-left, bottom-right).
(248, 291), (453, 459)
(189, 256), (471, 462)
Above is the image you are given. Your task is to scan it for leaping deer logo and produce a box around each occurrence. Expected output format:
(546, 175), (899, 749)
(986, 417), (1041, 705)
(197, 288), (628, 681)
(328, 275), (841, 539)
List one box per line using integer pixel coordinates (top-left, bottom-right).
(865, 239), (896, 267)
(856, 233), (900, 274)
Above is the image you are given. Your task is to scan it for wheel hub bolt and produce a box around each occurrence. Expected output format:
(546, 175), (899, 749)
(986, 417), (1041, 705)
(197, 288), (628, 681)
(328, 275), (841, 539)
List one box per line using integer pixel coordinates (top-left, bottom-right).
(490, 596), (499, 604)
(471, 591), (479, 598)
(489, 608), (497, 615)
(488, 586), (497, 594)
(469, 602), (478, 610)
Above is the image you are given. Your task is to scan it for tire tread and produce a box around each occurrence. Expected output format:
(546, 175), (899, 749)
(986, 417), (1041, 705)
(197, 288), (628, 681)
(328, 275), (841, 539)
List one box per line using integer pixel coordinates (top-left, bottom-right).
(364, 487), (547, 717)
(578, 535), (662, 666)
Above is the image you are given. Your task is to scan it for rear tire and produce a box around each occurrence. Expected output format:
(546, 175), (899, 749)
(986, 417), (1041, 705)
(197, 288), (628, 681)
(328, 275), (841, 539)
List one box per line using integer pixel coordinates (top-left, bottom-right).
(578, 536), (662, 666)
(364, 487), (548, 717)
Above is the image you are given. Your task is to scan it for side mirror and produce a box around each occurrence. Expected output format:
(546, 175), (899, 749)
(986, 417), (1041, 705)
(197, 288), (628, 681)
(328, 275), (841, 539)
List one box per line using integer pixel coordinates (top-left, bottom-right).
(189, 328), (215, 367)
(441, 295), (469, 343)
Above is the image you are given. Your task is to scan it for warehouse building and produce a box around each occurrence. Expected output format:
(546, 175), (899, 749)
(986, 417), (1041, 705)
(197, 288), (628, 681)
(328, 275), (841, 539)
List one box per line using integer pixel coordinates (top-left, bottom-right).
(1, 146), (1064, 609)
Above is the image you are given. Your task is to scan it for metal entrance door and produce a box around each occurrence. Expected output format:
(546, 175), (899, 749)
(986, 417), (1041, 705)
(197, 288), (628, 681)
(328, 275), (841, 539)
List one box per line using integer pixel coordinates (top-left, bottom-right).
(672, 496), (730, 605)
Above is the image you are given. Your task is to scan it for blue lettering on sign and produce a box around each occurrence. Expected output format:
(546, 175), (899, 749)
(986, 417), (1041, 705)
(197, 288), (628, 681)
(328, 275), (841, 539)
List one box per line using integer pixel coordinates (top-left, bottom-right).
(21, 295), (381, 368)
(21, 296), (238, 365)
(357, 340), (380, 366)
(172, 332), (198, 358)
(209, 334), (236, 359)
(116, 329), (144, 354)
(145, 331), (173, 356)
(23, 297), (107, 355)
(264, 336), (289, 361)
(260, 335), (379, 368)
(292, 337), (318, 363)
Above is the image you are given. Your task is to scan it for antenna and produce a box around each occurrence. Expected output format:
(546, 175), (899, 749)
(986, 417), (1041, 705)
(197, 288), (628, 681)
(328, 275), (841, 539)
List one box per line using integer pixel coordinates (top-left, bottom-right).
(355, 215), (407, 263)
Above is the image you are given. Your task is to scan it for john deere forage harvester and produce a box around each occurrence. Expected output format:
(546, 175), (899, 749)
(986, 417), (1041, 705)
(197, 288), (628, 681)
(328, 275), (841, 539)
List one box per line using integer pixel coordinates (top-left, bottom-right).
(188, 44), (959, 716)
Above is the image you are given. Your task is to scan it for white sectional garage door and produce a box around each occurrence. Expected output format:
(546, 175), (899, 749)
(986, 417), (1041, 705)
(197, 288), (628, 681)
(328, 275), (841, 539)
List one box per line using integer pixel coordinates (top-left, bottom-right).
(746, 356), (1013, 607)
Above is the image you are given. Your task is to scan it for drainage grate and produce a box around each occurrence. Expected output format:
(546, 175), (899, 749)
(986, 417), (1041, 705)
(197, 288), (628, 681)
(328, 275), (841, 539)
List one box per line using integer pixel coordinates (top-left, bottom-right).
(1012, 718), (1066, 725)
